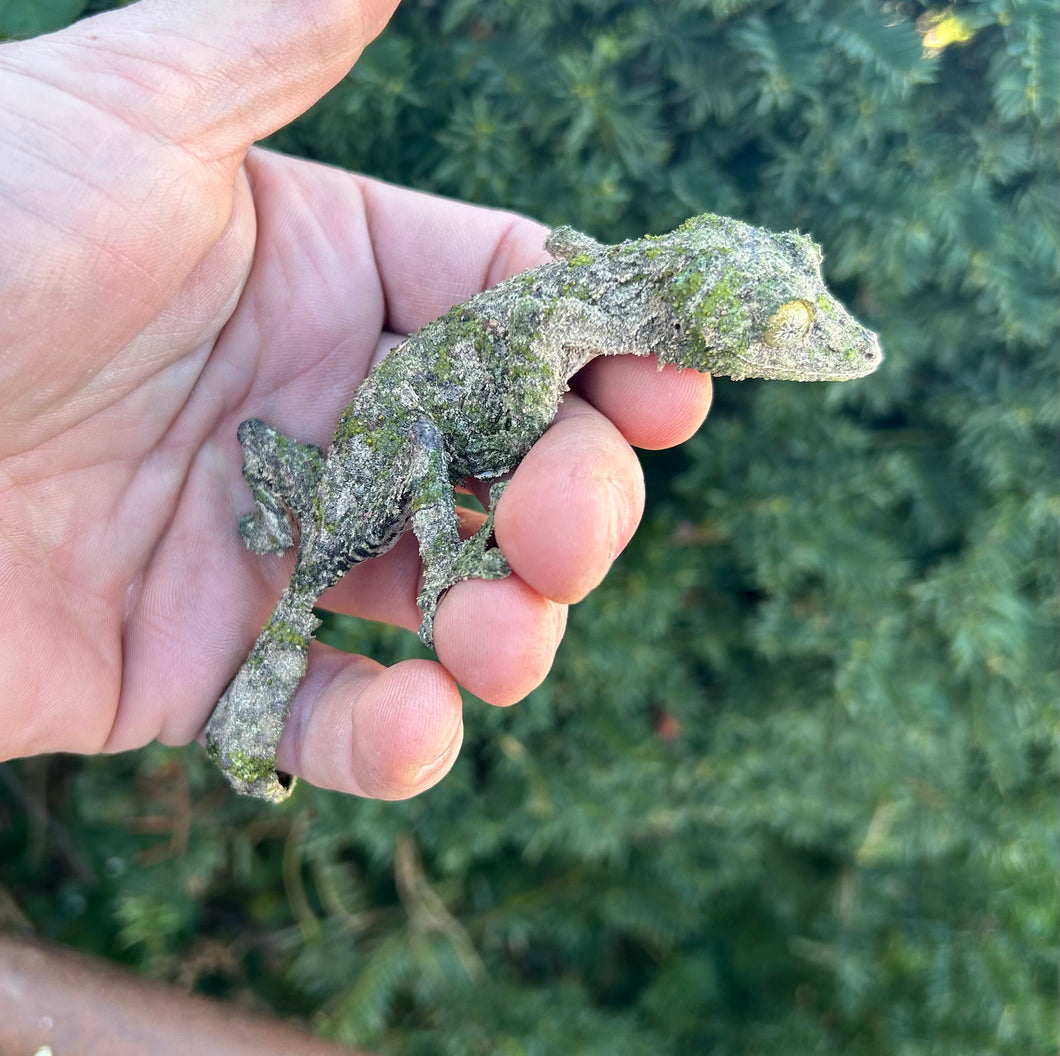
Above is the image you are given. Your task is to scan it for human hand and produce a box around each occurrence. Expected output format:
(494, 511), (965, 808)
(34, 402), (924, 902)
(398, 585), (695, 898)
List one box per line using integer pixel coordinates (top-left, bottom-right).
(0, 0), (712, 798)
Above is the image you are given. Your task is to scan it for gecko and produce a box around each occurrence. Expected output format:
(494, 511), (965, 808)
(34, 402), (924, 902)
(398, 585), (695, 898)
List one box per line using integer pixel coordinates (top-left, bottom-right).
(204, 212), (882, 801)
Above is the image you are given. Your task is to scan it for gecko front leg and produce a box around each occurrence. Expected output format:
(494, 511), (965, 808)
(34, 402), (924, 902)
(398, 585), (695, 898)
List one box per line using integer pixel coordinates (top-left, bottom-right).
(407, 420), (510, 647)
(237, 418), (325, 554)
(545, 225), (604, 260)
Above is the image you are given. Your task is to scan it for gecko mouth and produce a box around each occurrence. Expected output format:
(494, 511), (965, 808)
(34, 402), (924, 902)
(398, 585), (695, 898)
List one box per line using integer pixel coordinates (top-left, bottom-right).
(727, 331), (883, 381)
(847, 333), (884, 378)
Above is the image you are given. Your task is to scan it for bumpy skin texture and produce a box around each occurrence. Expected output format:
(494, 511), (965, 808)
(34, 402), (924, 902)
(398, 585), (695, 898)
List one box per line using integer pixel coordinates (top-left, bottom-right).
(204, 213), (882, 801)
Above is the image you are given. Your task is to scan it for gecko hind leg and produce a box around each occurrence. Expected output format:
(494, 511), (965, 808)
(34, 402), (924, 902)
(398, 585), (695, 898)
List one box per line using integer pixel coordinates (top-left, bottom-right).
(408, 421), (511, 647)
(236, 418), (326, 554)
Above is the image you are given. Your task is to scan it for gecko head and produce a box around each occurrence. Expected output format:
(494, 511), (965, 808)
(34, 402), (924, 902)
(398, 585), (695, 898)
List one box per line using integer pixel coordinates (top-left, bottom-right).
(660, 217), (883, 382)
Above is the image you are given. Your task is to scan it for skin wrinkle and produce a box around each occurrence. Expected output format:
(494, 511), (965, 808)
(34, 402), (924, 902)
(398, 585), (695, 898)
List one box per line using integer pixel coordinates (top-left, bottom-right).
(7, 464), (129, 606)
(310, 225), (380, 385)
(0, 476), (45, 569)
(234, 167), (381, 412)
(361, 664), (463, 799)
(13, 331), (230, 655)
(0, 171), (114, 263)
(599, 463), (640, 566)
(0, 54), (194, 178)
(87, 350), (211, 465)
(130, 374), (220, 498)
(565, 450), (641, 593)
(1, 203), (237, 459)
(113, 516), (223, 751)
(52, 38), (249, 157)
(28, 339), (212, 477)
(405, 705), (464, 789)
(116, 346), (251, 541)
(56, 5), (386, 169)
(0, 483), (121, 757)
(357, 180), (414, 339)
(259, 196), (351, 352)
(354, 176), (540, 336)
(483, 214), (548, 291)
(24, 127), (164, 234)
(1, 458), (85, 555)
(31, 188), (253, 461)
(358, 179), (406, 337)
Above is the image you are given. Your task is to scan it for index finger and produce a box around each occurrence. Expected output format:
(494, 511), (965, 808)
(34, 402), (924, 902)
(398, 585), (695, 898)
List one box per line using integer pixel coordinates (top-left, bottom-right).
(352, 175), (550, 335)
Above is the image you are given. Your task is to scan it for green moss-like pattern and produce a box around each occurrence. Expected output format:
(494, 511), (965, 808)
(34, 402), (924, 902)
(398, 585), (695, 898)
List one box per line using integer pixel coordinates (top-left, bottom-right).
(262, 616), (310, 649)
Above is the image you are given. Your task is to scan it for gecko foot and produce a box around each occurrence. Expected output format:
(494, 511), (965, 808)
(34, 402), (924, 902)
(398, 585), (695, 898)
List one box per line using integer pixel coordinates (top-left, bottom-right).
(417, 481), (511, 647)
(237, 418), (325, 555)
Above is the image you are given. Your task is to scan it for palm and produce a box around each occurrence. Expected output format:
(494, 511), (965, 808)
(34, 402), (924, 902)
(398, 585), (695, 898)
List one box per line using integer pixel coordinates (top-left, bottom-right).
(0, 0), (711, 798)
(0, 124), (344, 748)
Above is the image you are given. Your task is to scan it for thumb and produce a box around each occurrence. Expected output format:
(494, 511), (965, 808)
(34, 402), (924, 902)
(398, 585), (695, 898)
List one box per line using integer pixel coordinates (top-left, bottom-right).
(0, 0), (398, 446)
(18, 0), (400, 162)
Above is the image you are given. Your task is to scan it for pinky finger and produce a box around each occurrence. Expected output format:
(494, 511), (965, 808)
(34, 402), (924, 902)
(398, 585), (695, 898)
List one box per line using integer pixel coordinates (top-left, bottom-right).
(276, 648), (464, 799)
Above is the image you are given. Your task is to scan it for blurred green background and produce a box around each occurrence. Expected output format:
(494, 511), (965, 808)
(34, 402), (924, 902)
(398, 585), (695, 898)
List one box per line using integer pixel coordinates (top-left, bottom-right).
(1, 1), (1057, 1052)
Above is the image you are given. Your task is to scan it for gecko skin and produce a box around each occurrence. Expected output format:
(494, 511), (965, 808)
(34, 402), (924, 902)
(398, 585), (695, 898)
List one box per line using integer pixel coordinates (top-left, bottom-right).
(204, 212), (882, 801)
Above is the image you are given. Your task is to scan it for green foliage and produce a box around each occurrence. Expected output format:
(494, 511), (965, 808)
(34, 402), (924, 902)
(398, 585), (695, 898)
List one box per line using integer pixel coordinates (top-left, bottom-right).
(0, 0), (85, 38)
(2, 1), (1057, 1054)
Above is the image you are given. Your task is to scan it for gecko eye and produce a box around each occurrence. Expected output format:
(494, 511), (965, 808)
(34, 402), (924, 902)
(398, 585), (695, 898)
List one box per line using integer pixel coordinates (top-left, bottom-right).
(764, 299), (815, 347)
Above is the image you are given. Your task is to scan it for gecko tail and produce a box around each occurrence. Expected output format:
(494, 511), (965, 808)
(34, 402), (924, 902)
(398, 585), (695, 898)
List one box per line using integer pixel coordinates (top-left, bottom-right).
(204, 590), (321, 802)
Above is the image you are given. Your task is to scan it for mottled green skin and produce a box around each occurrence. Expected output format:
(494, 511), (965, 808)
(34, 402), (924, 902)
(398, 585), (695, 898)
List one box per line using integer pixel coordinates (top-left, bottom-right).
(205, 212), (882, 801)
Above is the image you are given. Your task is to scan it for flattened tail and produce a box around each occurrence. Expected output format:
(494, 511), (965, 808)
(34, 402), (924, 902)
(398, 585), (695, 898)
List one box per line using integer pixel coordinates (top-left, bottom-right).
(204, 593), (321, 802)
